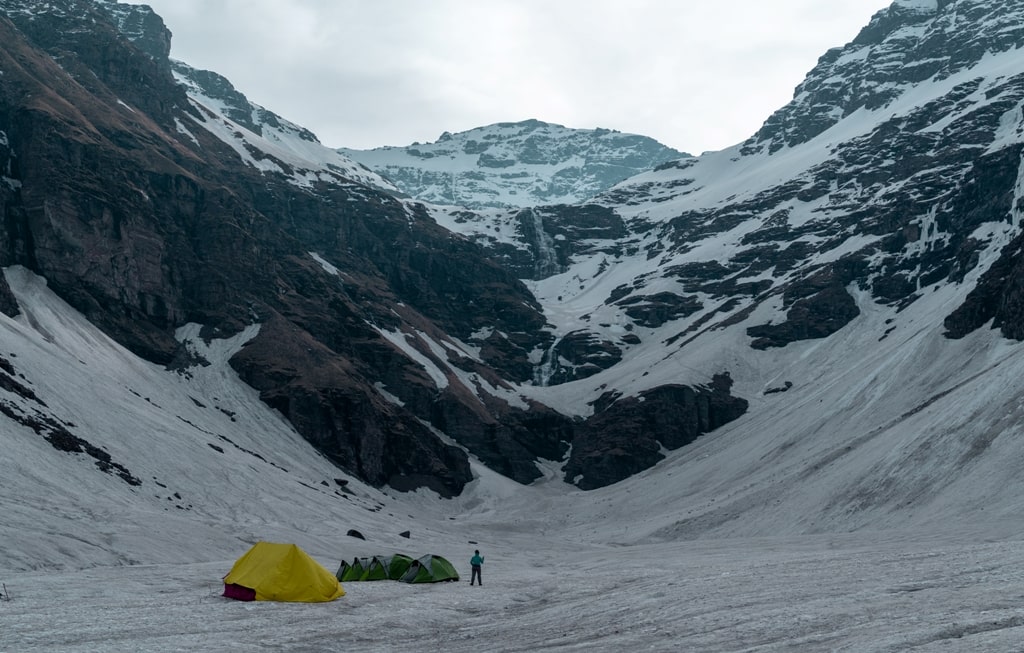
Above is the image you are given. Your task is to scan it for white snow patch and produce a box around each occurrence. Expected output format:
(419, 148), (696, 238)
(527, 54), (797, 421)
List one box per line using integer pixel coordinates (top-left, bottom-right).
(373, 326), (449, 389)
(372, 381), (404, 407)
(309, 252), (340, 276)
(173, 118), (199, 146)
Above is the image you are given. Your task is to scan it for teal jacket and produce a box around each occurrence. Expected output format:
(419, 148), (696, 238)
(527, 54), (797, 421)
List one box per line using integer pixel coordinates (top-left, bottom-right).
(470, 554), (484, 566)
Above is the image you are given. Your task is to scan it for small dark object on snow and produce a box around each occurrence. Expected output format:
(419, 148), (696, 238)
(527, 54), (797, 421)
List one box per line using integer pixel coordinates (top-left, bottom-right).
(334, 478), (348, 487)
(347, 529), (365, 540)
(399, 530), (411, 539)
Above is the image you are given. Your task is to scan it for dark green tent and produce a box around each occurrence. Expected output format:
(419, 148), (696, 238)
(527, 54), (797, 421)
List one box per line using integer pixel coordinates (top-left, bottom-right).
(386, 553), (414, 580)
(399, 554), (459, 583)
(361, 556), (391, 581)
(335, 560), (351, 582)
(337, 557), (371, 582)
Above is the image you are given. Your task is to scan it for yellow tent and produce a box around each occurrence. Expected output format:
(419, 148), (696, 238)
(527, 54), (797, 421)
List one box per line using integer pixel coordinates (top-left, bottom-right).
(223, 542), (345, 602)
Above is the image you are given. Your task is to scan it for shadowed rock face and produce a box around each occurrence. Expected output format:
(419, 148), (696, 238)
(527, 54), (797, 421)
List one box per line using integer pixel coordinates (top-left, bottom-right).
(566, 375), (749, 490)
(0, 3), (574, 496)
(944, 229), (1024, 341)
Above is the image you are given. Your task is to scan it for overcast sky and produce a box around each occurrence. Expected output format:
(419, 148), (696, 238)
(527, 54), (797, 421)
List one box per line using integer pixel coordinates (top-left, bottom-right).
(124, 0), (892, 154)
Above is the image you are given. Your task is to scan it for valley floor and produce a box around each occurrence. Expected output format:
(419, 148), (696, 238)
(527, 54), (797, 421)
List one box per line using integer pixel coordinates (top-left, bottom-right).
(4, 527), (1024, 652)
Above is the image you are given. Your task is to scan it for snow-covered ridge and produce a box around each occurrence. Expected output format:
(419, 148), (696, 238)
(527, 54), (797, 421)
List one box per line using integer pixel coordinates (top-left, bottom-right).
(341, 119), (688, 209)
(67, 0), (398, 194)
(172, 61), (398, 193)
(747, 0), (1024, 154)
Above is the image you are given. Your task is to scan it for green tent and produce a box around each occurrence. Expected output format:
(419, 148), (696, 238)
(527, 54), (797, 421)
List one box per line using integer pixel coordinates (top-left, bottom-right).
(337, 557), (371, 582)
(361, 556), (390, 581)
(386, 553), (414, 580)
(335, 559), (351, 582)
(399, 554), (459, 583)
(337, 554), (415, 582)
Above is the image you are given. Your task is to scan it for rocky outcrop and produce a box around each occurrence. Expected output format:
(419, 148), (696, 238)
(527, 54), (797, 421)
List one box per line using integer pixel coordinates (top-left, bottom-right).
(535, 330), (623, 386)
(944, 230), (1024, 341)
(565, 375), (748, 490)
(229, 315), (473, 498)
(746, 263), (864, 350)
(743, 0), (1024, 155)
(430, 390), (574, 484)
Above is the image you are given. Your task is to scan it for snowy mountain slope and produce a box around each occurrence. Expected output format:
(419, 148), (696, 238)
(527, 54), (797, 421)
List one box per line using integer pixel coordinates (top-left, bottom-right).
(6, 256), (1024, 652)
(340, 119), (688, 209)
(415, 0), (1024, 490)
(170, 61), (399, 194)
(0, 267), (395, 570)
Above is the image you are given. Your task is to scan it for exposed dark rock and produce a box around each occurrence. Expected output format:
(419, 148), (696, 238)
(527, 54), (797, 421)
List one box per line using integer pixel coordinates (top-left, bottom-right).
(747, 285), (859, 350)
(229, 316), (473, 498)
(430, 386), (572, 484)
(945, 231), (1024, 340)
(617, 292), (703, 328)
(565, 374), (748, 490)
(536, 330), (623, 386)
(0, 273), (18, 317)
(764, 382), (794, 395)
(747, 263), (863, 350)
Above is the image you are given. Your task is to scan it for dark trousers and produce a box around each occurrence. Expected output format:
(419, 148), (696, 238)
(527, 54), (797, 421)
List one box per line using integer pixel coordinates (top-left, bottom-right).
(471, 565), (482, 585)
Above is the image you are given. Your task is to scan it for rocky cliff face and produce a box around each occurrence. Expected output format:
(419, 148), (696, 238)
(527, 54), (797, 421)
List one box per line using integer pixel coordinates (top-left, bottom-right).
(0, 1), (567, 496)
(340, 120), (688, 209)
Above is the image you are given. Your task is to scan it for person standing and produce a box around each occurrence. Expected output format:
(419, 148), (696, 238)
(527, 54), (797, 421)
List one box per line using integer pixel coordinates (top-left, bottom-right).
(470, 549), (484, 586)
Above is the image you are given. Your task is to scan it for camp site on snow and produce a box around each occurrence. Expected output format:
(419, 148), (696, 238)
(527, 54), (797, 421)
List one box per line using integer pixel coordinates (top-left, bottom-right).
(221, 542), (460, 603)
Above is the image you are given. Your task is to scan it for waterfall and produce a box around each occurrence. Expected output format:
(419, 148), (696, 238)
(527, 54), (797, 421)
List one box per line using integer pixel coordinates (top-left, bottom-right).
(534, 335), (563, 386)
(531, 209), (561, 278)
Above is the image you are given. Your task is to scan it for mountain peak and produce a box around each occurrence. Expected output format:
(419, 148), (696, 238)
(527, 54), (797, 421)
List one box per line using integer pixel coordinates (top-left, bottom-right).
(340, 121), (689, 209)
(748, 0), (1019, 154)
